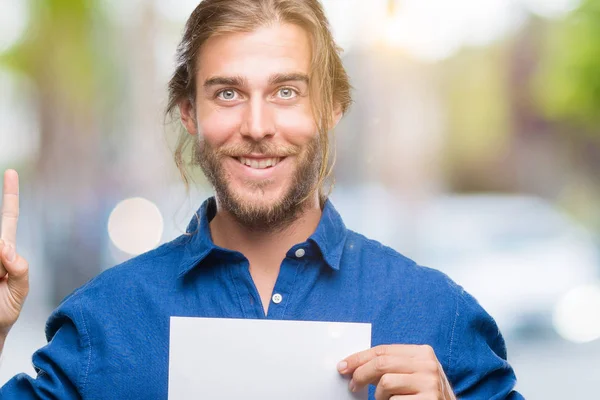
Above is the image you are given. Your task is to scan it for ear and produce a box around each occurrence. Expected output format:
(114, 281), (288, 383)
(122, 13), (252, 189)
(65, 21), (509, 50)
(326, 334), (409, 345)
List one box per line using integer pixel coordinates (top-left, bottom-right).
(179, 98), (199, 136)
(330, 103), (343, 130)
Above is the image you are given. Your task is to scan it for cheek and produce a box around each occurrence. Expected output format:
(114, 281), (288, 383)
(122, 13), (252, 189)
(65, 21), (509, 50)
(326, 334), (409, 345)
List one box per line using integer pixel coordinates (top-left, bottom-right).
(274, 108), (317, 144)
(198, 107), (242, 146)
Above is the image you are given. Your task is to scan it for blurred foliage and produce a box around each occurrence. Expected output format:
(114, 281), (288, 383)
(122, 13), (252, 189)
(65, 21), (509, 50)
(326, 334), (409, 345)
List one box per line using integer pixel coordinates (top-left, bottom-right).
(533, 0), (600, 134)
(0, 0), (115, 110)
(438, 42), (515, 192)
(0, 0), (123, 305)
(441, 44), (512, 164)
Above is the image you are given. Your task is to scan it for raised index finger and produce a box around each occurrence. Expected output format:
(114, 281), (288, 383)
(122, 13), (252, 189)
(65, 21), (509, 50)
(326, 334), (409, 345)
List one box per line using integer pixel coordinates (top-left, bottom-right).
(1, 169), (19, 245)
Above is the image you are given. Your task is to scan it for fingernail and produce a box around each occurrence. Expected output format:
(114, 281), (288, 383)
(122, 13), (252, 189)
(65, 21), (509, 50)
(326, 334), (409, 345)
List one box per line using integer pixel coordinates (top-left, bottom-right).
(349, 379), (356, 392)
(337, 361), (347, 372)
(5, 245), (15, 262)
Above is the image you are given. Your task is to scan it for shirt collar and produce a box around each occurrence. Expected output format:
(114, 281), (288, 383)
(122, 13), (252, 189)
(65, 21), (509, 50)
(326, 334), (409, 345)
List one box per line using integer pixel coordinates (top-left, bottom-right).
(307, 198), (348, 271)
(177, 196), (348, 277)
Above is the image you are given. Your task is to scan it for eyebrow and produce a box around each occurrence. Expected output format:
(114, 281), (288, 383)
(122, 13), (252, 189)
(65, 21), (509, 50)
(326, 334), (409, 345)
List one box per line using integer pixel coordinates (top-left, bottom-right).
(269, 73), (309, 85)
(203, 73), (309, 89)
(203, 76), (247, 89)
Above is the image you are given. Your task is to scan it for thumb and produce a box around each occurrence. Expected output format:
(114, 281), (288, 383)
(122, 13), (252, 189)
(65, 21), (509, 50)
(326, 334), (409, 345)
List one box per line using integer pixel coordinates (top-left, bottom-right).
(0, 240), (6, 277)
(1, 243), (29, 300)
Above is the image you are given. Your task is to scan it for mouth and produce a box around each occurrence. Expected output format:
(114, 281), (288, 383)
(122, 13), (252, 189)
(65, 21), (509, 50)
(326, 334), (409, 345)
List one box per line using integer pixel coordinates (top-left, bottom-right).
(236, 156), (285, 170)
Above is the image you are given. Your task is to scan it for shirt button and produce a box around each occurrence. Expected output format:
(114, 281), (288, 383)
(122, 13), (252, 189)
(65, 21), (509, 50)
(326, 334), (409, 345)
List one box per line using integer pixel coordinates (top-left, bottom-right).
(295, 248), (306, 258)
(272, 293), (283, 304)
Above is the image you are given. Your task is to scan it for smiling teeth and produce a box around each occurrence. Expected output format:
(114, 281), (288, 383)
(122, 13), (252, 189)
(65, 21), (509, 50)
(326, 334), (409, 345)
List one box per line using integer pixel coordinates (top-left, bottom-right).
(238, 157), (281, 169)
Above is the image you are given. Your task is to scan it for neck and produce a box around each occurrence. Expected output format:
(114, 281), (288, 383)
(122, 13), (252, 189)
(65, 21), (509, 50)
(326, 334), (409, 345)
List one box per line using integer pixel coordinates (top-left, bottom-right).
(209, 195), (322, 273)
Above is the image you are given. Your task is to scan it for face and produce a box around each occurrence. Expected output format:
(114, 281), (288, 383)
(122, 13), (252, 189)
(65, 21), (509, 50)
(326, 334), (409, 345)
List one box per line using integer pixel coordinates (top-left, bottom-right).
(180, 23), (325, 231)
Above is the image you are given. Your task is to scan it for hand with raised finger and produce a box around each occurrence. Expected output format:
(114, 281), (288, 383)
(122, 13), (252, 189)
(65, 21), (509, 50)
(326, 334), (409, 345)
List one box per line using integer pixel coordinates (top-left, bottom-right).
(0, 170), (29, 350)
(337, 344), (456, 400)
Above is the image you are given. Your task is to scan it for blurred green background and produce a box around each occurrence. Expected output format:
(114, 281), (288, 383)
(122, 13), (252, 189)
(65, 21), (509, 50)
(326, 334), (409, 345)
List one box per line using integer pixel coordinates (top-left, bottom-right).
(1, 0), (600, 398)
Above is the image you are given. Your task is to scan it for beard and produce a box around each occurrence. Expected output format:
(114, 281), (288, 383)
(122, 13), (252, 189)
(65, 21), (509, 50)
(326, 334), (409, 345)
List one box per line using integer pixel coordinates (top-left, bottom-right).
(194, 136), (323, 232)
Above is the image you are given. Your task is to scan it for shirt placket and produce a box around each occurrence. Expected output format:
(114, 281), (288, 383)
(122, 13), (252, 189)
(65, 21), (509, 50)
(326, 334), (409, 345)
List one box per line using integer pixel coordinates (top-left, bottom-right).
(228, 259), (265, 319)
(266, 246), (306, 319)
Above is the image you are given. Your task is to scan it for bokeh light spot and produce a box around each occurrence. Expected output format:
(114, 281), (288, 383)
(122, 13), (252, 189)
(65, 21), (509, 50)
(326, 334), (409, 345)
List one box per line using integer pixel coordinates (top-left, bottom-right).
(108, 197), (164, 256)
(0, 1), (29, 53)
(553, 283), (600, 343)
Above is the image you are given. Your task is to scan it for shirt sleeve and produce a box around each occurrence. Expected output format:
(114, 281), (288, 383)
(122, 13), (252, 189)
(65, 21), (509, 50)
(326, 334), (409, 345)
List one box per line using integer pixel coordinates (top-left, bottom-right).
(447, 286), (525, 399)
(0, 295), (90, 399)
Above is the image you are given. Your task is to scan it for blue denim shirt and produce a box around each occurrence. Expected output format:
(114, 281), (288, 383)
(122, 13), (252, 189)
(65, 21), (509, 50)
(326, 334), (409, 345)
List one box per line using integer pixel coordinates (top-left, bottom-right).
(1, 197), (523, 399)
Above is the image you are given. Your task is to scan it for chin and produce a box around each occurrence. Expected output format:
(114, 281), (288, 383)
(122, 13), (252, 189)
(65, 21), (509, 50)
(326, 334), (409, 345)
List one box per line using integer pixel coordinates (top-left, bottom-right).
(233, 186), (288, 209)
(215, 175), (318, 231)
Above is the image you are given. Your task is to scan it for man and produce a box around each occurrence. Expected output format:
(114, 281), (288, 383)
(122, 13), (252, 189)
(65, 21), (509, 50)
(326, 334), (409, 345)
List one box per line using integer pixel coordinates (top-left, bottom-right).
(0, 0), (524, 398)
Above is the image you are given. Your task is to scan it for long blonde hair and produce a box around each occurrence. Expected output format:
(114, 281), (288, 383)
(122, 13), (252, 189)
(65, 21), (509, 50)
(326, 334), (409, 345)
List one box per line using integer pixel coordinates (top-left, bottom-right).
(165, 0), (352, 200)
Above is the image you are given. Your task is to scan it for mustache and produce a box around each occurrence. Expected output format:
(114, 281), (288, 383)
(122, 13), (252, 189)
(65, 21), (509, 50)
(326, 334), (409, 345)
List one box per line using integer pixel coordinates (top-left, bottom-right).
(213, 142), (301, 158)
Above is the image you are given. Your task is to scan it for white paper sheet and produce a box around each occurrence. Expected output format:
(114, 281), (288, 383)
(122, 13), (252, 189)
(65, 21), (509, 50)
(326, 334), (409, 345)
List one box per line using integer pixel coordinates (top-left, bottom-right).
(168, 317), (372, 400)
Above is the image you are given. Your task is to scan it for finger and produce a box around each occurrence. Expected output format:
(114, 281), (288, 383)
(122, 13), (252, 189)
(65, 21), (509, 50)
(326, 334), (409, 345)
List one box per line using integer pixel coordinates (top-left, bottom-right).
(0, 239), (6, 277)
(339, 344), (430, 374)
(374, 372), (442, 400)
(439, 361), (455, 398)
(2, 245), (29, 301)
(2, 244), (28, 279)
(1, 170), (20, 246)
(351, 356), (437, 390)
(372, 373), (420, 399)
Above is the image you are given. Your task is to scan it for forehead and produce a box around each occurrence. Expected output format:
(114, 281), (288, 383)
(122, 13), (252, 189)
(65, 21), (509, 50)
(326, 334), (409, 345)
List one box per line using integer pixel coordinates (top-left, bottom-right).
(197, 23), (312, 82)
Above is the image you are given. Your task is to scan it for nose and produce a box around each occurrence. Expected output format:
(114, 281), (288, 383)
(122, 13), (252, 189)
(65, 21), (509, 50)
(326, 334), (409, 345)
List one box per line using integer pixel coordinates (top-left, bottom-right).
(240, 97), (276, 141)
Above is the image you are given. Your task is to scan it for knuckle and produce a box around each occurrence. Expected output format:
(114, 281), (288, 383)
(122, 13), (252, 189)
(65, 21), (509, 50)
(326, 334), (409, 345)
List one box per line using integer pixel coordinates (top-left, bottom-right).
(375, 345), (389, 356)
(424, 374), (441, 393)
(374, 355), (390, 372)
(352, 371), (365, 386)
(14, 261), (29, 275)
(421, 344), (436, 359)
(346, 354), (356, 366)
(378, 373), (394, 391)
(423, 359), (439, 374)
(351, 354), (362, 367)
(1, 211), (19, 219)
(6, 254), (29, 277)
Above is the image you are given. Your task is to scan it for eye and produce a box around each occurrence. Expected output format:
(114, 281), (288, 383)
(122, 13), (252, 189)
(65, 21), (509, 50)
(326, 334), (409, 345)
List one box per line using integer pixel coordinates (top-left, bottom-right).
(216, 89), (238, 101)
(277, 87), (297, 99)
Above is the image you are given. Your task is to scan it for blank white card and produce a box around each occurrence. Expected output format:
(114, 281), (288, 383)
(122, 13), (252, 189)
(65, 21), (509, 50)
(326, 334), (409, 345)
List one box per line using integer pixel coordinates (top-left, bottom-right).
(168, 317), (372, 400)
